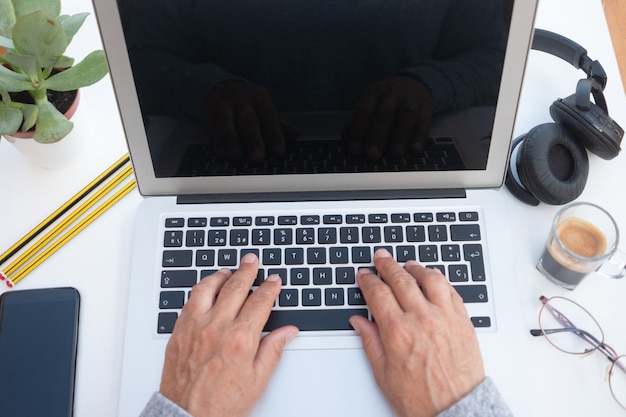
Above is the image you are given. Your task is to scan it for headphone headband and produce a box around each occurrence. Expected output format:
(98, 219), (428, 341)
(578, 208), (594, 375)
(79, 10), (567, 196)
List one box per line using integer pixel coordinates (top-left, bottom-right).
(532, 29), (607, 90)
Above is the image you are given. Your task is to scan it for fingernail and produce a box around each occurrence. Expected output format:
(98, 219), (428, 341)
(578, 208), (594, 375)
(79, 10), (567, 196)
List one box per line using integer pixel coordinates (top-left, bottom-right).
(285, 327), (299, 344)
(375, 248), (392, 258)
(348, 317), (361, 334)
(265, 274), (281, 283)
(405, 260), (419, 267)
(240, 253), (258, 264)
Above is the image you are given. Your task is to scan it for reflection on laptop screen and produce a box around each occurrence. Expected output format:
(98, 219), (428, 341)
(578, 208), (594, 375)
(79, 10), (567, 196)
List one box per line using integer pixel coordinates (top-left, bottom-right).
(117, 1), (512, 178)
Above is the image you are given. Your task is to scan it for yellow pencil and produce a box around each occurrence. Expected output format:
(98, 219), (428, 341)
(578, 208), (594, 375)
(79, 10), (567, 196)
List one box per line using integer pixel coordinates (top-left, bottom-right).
(2, 165), (134, 277)
(0, 154), (130, 266)
(5, 179), (137, 287)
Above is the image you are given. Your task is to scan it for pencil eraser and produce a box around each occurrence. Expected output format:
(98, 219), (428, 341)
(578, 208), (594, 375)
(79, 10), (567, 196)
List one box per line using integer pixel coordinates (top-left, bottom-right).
(5, 280), (13, 288)
(0, 271), (5, 281)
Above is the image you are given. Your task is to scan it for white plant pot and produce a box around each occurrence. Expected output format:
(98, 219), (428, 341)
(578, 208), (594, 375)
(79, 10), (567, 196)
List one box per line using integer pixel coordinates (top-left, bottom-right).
(3, 131), (85, 170)
(3, 90), (82, 170)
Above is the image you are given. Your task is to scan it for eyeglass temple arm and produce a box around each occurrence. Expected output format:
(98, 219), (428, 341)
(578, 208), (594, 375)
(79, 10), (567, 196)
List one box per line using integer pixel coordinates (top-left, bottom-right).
(530, 327), (619, 363)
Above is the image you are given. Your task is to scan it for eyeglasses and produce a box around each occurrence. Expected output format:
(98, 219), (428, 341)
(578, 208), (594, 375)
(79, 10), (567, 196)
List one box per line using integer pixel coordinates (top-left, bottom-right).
(530, 295), (626, 409)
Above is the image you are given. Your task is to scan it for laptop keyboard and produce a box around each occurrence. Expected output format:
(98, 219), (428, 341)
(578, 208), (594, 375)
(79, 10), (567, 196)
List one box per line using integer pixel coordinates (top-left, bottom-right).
(157, 207), (493, 334)
(176, 137), (465, 177)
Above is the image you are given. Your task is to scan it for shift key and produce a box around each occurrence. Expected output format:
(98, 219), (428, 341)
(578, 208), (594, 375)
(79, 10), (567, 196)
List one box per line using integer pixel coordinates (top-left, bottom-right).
(453, 285), (488, 303)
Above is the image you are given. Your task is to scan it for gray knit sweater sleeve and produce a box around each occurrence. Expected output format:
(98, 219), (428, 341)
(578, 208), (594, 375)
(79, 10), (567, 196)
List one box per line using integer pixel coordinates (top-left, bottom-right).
(139, 392), (192, 417)
(436, 377), (514, 417)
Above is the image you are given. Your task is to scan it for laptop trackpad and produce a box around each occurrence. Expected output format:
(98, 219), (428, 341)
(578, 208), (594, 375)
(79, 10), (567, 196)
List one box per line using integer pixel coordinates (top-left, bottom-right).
(252, 348), (392, 417)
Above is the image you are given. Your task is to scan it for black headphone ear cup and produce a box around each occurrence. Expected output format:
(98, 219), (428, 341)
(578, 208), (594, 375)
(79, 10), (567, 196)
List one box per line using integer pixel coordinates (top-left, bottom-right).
(550, 98), (622, 160)
(516, 123), (589, 205)
(505, 135), (541, 206)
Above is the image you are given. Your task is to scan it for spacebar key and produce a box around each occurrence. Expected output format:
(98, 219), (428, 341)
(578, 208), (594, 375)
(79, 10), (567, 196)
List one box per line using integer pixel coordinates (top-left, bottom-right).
(264, 309), (369, 331)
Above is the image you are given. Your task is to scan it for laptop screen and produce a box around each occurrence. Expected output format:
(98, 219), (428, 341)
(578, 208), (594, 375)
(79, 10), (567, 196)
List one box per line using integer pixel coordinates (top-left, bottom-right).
(95, 0), (537, 196)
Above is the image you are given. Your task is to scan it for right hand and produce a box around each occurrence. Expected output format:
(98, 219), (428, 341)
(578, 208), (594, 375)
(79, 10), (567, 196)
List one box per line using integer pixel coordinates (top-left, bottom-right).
(203, 81), (298, 161)
(349, 249), (485, 417)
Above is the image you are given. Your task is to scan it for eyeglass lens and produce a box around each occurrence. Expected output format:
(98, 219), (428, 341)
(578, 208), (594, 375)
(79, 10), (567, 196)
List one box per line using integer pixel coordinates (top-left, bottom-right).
(539, 297), (604, 354)
(610, 355), (626, 409)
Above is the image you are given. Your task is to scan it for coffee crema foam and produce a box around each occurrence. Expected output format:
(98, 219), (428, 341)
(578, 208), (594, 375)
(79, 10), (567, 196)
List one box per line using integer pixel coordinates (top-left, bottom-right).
(548, 217), (607, 273)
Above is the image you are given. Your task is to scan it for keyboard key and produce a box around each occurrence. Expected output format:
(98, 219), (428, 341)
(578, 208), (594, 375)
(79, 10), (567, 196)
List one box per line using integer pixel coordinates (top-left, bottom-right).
(188, 217), (207, 227)
(208, 230), (227, 246)
(255, 216), (275, 226)
(301, 215), (320, 225)
(330, 247), (349, 264)
(279, 289), (299, 307)
(418, 245), (438, 262)
(307, 248), (327, 264)
(368, 214), (388, 223)
(318, 228), (338, 244)
(348, 288), (366, 305)
(453, 285), (488, 303)
(252, 229), (271, 245)
(441, 244), (461, 261)
(186, 230), (205, 247)
(414, 212), (434, 222)
(406, 225), (426, 242)
(229, 229), (249, 246)
(362, 227), (381, 243)
(263, 308), (368, 331)
(164, 231), (183, 247)
(290, 268), (310, 285)
(471, 316), (491, 328)
(210, 217), (229, 227)
(336, 267), (356, 284)
(396, 246), (416, 262)
(464, 244), (486, 281)
(323, 215), (343, 224)
(267, 268), (287, 285)
(159, 291), (185, 309)
(157, 312), (178, 334)
(161, 270), (197, 288)
(325, 288), (345, 306)
(459, 211), (479, 222)
(384, 226), (403, 242)
(346, 214), (366, 224)
(448, 265), (469, 282)
(217, 249), (237, 266)
(351, 247), (372, 263)
(162, 250), (193, 267)
(313, 268), (333, 285)
(233, 216), (252, 226)
(436, 212), (456, 222)
(391, 213), (411, 223)
(263, 248), (282, 265)
(296, 228), (315, 244)
(274, 229), (293, 245)
(428, 225), (448, 241)
(278, 216), (297, 225)
(340, 227), (359, 243)
(285, 248), (305, 265)
(302, 289), (322, 306)
(451, 224), (481, 241)
(165, 218), (184, 228)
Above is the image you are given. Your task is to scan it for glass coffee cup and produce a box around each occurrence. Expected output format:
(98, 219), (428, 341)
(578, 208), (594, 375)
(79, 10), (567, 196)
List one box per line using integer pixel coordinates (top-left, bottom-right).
(537, 202), (626, 290)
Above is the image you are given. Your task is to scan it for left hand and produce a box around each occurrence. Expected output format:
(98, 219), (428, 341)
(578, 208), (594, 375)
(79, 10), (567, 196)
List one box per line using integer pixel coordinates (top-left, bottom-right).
(159, 253), (299, 417)
(344, 76), (434, 160)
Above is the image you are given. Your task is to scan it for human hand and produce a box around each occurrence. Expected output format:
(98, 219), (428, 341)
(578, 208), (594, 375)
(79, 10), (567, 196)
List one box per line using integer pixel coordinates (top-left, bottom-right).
(159, 253), (299, 417)
(344, 76), (434, 160)
(204, 81), (299, 161)
(349, 249), (485, 417)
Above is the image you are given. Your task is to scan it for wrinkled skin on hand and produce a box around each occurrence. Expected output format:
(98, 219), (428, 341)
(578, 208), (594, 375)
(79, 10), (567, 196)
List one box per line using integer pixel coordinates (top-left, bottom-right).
(159, 254), (298, 417)
(344, 76), (434, 160)
(350, 249), (485, 417)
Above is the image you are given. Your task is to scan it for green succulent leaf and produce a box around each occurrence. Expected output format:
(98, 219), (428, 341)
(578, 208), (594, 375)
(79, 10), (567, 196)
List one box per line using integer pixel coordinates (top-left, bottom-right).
(13, 0), (61, 20)
(13, 11), (68, 68)
(0, 100), (23, 135)
(0, 64), (33, 91)
(59, 13), (88, 42)
(53, 55), (74, 69)
(33, 98), (73, 143)
(0, 35), (14, 50)
(18, 102), (38, 131)
(3, 52), (38, 81)
(43, 50), (108, 92)
(0, 0), (16, 37)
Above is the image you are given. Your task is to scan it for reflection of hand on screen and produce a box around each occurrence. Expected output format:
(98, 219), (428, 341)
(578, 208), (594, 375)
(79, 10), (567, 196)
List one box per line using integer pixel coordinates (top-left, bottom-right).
(344, 76), (434, 160)
(203, 81), (298, 161)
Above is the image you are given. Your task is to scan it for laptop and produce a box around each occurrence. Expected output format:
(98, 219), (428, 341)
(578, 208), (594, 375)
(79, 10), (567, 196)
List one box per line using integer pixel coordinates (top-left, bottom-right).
(91, 1), (538, 415)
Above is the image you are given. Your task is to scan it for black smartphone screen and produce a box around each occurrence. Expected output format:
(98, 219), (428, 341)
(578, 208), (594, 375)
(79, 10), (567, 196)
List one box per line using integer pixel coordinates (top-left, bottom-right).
(0, 287), (80, 417)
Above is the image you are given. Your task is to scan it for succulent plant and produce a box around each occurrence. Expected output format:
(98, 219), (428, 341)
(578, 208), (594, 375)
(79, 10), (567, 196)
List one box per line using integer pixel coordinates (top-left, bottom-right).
(0, 0), (109, 143)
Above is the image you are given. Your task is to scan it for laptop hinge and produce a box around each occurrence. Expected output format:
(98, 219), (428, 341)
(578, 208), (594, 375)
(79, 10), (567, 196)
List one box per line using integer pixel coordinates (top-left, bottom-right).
(177, 189), (466, 204)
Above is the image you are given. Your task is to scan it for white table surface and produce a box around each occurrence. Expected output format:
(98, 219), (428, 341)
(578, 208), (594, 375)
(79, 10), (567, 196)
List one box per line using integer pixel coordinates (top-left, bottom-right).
(1, 0), (625, 415)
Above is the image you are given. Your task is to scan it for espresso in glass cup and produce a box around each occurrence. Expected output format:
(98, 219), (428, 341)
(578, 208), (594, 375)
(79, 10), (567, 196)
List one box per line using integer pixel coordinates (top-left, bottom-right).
(537, 202), (626, 289)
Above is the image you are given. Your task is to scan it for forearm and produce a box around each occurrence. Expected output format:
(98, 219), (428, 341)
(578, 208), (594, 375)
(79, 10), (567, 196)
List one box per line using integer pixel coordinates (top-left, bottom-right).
(436, 377), (514, 417)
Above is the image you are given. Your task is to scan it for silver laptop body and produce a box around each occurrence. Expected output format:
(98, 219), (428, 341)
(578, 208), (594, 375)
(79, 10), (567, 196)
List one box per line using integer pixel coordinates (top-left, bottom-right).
(91, 1), (538, 415)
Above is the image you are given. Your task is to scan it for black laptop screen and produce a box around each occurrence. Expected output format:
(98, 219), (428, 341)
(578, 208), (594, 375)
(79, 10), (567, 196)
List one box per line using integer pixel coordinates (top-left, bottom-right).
(117, 0), (512, 178)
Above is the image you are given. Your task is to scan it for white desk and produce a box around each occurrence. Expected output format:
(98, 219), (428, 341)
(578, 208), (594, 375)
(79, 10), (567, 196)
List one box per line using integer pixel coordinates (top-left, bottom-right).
(1, 0), (625, 415)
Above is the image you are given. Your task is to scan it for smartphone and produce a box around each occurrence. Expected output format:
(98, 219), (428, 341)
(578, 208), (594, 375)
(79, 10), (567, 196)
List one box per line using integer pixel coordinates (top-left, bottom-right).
(0, 287), (80, 417)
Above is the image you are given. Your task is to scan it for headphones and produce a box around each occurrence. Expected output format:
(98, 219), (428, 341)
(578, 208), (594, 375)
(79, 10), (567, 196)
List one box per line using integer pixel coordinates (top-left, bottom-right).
(505, 29), (624, 206)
